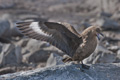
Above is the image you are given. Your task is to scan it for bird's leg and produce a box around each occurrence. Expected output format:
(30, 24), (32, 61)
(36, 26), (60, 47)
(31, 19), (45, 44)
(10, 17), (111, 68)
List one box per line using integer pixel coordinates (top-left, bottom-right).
(81, 61), (90, 69)
(76, 61), (84, 72)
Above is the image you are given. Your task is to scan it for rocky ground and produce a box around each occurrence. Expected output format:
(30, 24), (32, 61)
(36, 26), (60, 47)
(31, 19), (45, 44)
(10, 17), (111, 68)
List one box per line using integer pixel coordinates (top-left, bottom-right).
(1, 63), (120, 80)
(0, 0), (120, 79)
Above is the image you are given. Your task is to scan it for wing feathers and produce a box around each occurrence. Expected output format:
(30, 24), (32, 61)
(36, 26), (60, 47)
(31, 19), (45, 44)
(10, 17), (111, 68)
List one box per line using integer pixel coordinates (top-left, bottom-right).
(29, 22), (52, 37)
(16, 21), (82, 57)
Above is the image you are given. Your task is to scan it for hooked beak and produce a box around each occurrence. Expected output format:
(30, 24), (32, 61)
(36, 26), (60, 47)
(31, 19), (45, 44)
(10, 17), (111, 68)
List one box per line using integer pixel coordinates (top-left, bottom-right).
(97, 33), (104, 40)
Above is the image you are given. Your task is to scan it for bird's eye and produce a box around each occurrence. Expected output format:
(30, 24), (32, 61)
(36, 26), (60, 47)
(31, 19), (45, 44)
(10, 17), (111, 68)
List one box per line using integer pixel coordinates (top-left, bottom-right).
(96, 28), (101, 33)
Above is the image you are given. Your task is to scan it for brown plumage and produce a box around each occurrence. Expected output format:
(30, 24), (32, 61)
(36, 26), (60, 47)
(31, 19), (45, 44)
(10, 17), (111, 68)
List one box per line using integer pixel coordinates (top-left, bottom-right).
(16, 21), (103, 69)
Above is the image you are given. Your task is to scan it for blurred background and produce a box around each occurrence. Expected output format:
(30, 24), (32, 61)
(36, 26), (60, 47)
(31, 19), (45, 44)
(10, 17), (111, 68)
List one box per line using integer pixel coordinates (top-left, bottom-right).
(0, 0), (120, 75)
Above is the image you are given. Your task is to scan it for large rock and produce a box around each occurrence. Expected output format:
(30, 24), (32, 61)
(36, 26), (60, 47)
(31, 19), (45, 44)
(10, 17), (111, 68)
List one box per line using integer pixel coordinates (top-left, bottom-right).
(0, 63), (120, 80)
(0, 43), (22, 67)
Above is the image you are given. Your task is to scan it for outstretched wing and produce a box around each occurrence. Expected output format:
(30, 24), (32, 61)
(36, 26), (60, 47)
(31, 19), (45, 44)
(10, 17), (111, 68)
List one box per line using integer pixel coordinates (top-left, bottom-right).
(16, 21), (82, 57)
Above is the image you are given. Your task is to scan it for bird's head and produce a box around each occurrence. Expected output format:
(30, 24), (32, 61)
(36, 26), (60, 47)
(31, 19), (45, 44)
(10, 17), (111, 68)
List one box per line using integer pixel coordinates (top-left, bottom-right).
(82, 26), (104, 40)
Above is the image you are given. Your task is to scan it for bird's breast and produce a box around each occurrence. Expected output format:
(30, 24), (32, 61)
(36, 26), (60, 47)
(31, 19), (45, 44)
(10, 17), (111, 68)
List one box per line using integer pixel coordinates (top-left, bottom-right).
(73, 36), (97, 61)
(83, 37), (97, 54)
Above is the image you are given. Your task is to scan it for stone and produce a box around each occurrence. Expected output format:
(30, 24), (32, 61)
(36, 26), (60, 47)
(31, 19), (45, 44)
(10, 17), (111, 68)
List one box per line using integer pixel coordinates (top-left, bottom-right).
(0, 63), (120, 80)
(0, 44), (22, 67)
(0, 0), (15, 9)
(115, 50), (120, 63)
(0, 14), (23, 43)
(0, 67), (15, 75)
(46, 53), (64, 67)
(111, 12), (120, 21)
(117, 50), (120, 58)
(15, 45), (22, 64)
(0, 14), (11, 37)
(107, 46), (120, 53)
(95, 17), (120, 31)
(99, 12), (112, 18)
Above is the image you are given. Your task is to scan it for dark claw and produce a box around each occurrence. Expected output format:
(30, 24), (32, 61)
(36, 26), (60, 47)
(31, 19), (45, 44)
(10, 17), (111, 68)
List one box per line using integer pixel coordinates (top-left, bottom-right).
(81, 61), (90, 69)
(82, 64), (90, 69)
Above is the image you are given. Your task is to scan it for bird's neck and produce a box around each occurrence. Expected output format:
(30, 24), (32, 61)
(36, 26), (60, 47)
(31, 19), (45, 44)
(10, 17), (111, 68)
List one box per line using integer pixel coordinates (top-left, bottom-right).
(81, 33), (97, 47)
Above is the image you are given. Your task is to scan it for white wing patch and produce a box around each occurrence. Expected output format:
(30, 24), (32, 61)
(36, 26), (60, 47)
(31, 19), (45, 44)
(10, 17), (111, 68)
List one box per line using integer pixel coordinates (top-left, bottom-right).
(29, 22), (51, 37)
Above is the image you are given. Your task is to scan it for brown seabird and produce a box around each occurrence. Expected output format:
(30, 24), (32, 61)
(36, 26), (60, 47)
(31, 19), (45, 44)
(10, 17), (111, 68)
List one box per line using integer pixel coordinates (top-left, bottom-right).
(16, 21), (103, 70)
